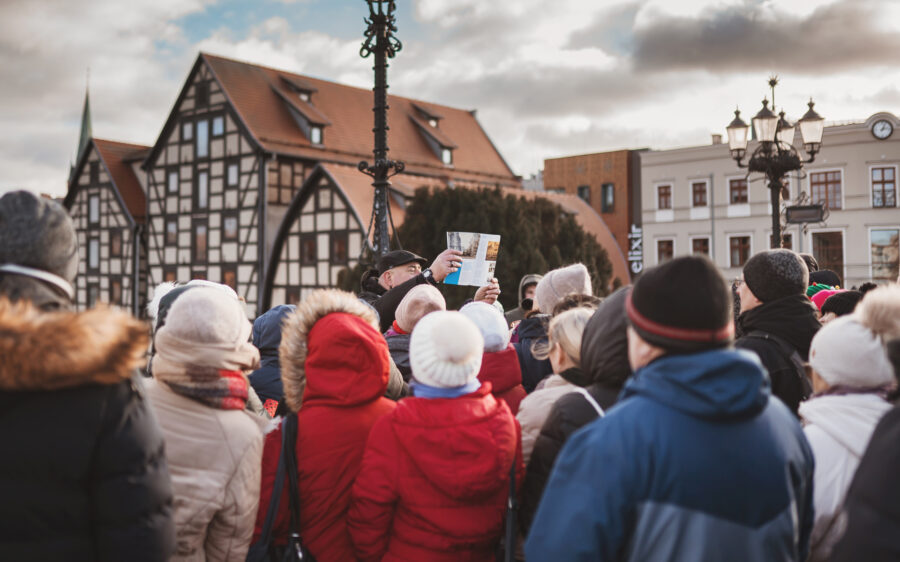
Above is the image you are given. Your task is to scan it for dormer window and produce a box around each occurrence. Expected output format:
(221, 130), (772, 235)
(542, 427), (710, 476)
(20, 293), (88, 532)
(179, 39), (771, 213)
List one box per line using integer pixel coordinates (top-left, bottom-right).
(310, 126), (322, 145)
(428, 118), (438, 128)
(299, 91), (311, 103)
(441, 148), (453, 166)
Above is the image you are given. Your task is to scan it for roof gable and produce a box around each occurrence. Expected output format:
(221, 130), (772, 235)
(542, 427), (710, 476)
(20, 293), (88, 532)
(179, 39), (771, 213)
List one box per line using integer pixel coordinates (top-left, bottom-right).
(65, 138), (149, 222)
(201, 52), (517, 184)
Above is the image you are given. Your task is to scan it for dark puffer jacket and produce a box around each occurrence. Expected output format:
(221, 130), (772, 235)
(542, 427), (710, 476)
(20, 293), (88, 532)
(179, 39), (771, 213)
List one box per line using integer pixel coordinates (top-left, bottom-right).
(514, 314), (553, 393)
(249, 304), (296, 413)
(735, 294), (821, 415)
(0, 299), (175, 562)
(831, 404), (900, 561)
(520, 287), (632, 533)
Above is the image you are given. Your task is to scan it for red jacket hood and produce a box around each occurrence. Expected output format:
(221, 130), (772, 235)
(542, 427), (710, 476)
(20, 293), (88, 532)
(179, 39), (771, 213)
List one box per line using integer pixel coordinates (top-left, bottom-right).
(303, 313), (389, 407)
(389, 383), (518, 500)
(477, 344), (522, 394)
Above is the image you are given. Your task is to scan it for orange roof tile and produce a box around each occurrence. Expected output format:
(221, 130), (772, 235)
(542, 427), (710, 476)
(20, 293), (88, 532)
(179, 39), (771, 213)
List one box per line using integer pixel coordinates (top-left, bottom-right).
(93, 139), (149, 221)
(202, 53), (518, 187)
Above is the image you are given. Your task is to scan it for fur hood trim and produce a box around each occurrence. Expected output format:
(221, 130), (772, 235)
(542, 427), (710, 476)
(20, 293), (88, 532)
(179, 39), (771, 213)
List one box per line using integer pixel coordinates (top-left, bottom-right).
(279, 289), (380, 411)
(856, 284), (900, 340)
(0, 298), (149, 391)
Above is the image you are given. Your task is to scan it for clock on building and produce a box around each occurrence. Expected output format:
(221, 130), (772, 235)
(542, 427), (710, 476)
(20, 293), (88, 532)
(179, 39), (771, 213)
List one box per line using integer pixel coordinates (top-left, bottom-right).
(872, 119), (893, 140)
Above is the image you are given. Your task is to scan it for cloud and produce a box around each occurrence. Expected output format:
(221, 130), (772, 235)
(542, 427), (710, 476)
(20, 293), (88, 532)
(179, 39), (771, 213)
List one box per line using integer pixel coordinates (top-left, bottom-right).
(625, 0), (900, 74)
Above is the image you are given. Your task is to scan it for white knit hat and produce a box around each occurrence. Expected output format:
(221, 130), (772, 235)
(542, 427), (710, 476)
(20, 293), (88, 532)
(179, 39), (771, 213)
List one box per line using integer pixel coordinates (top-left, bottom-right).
(459, 301), (509, 353)
(155, 287), (258, 371)
(410, 311), (484, 388)
(534, 263), (592, 313)
(809, 315), (894, 388)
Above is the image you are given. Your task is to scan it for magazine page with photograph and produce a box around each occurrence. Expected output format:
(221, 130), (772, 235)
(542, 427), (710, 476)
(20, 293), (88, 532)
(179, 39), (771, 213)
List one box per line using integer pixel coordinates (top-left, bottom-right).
(445, 231), (501, 286)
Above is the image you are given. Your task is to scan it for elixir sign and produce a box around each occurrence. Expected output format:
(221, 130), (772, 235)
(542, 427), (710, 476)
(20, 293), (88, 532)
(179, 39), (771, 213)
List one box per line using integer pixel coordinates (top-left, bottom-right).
(627, 224), (643, 276)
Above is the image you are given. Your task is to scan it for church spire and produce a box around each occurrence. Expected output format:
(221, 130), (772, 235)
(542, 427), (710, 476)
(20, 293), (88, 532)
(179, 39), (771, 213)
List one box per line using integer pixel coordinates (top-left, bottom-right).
(76, 69), (92, 161)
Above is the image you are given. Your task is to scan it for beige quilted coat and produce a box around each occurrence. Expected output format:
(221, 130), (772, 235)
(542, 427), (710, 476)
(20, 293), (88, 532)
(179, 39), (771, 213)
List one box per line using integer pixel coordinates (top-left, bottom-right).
(145, 379), (268, 561)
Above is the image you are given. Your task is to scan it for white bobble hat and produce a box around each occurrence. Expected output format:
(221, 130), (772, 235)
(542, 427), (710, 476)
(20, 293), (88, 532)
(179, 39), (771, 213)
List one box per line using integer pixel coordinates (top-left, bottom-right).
(410, 311), (484, 388)
(809, 315), (894, 388)
(459, 301), (510, 353)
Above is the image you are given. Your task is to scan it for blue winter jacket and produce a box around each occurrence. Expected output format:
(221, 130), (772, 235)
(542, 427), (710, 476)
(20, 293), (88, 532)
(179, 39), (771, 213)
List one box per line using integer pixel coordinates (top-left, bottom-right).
(525, 348), (814, 562)
(248, 304), (295, 406)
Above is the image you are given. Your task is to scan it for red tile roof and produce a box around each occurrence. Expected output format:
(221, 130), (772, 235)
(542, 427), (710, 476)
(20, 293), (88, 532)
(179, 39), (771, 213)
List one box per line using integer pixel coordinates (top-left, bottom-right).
(93, 139), (149, 221)
(202, 53), (518, 187)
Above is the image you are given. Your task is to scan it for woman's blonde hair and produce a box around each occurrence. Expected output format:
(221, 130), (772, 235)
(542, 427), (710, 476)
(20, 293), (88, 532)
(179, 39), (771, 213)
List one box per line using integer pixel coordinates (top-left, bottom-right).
(532, 307), (593, 366)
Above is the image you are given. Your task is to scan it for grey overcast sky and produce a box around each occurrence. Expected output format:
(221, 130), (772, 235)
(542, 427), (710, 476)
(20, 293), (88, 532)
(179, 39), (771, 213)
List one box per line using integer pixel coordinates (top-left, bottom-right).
(2, 0), (900, 196)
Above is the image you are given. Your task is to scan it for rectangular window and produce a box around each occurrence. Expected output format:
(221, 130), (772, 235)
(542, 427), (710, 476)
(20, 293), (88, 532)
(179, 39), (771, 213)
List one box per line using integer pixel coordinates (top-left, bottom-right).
(182, 122), (193, 141)
(90, 161), (99, 184)
(657, 185), (672, 210)
(692, 238), (709, 255)
(196, 170), (209, 209)
(871, 228), (899, 280)
(88, 194), (100, 224)
(166, 219), (178, 245)
(310, 126), (322, 145)
(872, 167), (896, 208)
(163, 267), (177, 283)
(222, 266), (238, 292)
(196, 119), (209, 158)
(331, 232), (349, 265)
(441, 148), (452, 165)
(110, 278), (122, 305)
(601, 183), (614, 213)
(168, 169), (178, 194)
(810, 171), (842, 210)
(223, 212), (238, 241)
(87, 283), (100, 308)
(110, 229), (122, 257)
(692, 181), (708, 207)
(729, 178), (748, 204)
(813, 231), (844, 280)
(195, 81), (209, 107)
(657, 239), (674, 263)
(212, 115), (224, 137)
(577, 185), (591, 204)
(782, 233), (793, 250)
(227, 163), (239, 187)
(301, 234), (317, 265)
(729, 236), (751, 267)
(193, 222), (208, 263)
(88, 237), (100, 271)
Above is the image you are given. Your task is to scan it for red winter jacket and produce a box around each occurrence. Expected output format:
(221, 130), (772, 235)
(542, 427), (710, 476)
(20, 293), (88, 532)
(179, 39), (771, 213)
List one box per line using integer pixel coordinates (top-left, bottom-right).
(477, 344), (526, 415)
(348, 383), (523, 562)
(253, 312), (396, 562)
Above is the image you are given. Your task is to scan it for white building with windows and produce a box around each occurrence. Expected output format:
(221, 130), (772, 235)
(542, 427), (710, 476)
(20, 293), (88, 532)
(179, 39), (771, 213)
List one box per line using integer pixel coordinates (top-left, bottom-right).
(639, 112), (900, 287)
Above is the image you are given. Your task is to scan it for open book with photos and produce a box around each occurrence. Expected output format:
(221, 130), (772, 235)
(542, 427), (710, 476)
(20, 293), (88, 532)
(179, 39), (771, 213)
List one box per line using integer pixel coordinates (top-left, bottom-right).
(444, 231), (500, 287)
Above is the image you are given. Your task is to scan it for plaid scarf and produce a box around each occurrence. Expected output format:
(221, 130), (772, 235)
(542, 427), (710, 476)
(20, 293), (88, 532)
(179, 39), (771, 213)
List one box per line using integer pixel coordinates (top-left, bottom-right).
(153, 355), (253, 410)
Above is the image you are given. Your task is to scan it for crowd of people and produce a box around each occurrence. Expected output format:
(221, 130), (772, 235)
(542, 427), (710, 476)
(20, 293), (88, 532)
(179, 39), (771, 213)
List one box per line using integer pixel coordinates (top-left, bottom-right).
(2, 189), (900, 561)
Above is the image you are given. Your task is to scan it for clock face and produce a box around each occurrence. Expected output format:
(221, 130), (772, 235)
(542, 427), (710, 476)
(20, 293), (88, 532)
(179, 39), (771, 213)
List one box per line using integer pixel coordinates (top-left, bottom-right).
(873, 119), (893, 140)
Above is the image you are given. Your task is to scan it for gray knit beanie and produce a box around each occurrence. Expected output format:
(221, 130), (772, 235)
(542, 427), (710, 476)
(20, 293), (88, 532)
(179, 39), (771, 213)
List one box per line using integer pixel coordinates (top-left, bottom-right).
(742, 249), (808, 303)
(534, 263), (592, 313)
(0, 191), (79, 281)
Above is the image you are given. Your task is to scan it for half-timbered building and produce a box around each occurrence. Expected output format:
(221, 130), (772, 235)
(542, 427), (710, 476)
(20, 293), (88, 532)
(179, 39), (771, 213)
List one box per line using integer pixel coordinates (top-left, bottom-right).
(67, 52), (629, 316)
(65, 138), (148, 314)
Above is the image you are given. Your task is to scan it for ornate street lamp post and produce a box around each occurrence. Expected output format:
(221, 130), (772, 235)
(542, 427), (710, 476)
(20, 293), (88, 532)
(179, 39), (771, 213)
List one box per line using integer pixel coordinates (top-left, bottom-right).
(359, 0), (405, 257)
(726, 77), (825, 248)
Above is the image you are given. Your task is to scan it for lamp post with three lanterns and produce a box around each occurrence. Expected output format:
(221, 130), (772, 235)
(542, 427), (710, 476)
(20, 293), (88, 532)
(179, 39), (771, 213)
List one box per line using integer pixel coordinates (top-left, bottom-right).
(726, 77), (826, 249)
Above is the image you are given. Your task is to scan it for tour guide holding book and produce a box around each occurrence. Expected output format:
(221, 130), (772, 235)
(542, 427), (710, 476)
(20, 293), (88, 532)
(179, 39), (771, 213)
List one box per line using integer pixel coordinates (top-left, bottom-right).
(359, 249), (501, 333)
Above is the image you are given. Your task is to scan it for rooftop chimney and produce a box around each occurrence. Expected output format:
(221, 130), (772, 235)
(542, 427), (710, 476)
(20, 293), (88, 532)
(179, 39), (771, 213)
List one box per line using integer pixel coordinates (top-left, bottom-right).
(711, 133), (723, 145)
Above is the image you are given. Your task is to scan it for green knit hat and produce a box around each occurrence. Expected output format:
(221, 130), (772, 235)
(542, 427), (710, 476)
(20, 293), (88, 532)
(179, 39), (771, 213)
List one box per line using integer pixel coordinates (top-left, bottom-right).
(807, 283), (832, 298)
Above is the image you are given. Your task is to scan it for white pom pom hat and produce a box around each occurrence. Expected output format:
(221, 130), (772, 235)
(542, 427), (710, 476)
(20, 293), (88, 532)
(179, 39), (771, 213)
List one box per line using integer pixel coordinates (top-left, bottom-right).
(410, 311), (484, 388)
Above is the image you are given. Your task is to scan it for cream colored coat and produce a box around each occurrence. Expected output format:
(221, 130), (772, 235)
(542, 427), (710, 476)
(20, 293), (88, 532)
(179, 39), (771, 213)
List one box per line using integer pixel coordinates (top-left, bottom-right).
(516, 374), (579, 466)
(145, 379), (268, 561)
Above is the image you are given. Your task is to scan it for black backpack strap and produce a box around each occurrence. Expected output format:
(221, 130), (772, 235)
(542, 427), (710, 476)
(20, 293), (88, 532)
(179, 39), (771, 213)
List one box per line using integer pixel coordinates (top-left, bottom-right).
(246, 418), (290, 562)
(504, 462), (517, 562)
(745, 330), (813, 399)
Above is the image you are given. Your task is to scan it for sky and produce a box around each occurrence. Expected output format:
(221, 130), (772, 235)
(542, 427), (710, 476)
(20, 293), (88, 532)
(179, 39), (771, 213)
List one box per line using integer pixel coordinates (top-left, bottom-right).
(2, 0), (900, 196)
